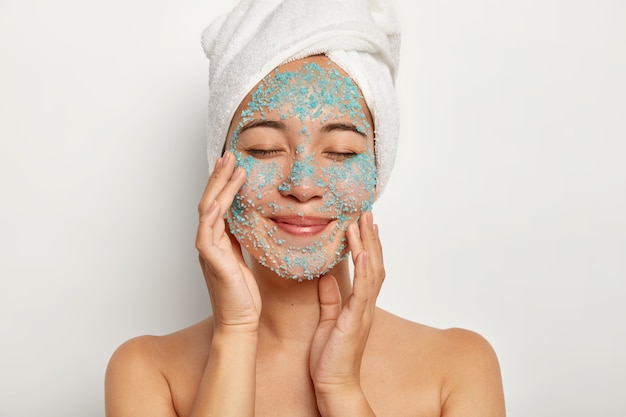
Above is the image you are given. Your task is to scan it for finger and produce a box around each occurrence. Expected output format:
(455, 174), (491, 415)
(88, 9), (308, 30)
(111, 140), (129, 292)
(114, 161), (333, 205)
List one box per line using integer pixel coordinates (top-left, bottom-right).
(198, 151), (246, 219)
(359, 212), (380, 252)
(198, 153), (228, 211)
(346, 222), (364, 265)
(358, 212), (385, 289)
(196, 202), (242, 281)
(317, 274), (342, 326)
(215, 166), (246, 218)
(315, 274), (342, 348)
(349, 213), (384, 316)
(211, 167), (245, 241)
(198, 162), (246, 245)
(226, 224), (246, 264)
(349, 250), (370, 313)
(196, 199), (221, 256)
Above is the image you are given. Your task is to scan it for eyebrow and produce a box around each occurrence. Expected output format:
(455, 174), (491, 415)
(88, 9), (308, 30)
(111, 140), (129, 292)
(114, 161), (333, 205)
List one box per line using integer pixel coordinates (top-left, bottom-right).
(320, 122), (367, 138)
(238, 119), (367, 138)
(238, 119), (287, 134)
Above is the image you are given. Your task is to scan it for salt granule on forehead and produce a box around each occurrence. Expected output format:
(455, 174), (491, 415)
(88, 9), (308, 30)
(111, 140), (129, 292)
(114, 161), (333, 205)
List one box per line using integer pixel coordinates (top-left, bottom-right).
(232, 61), (372, 141)
(224, 61), (377, 280)
(202, 0), (400, 197)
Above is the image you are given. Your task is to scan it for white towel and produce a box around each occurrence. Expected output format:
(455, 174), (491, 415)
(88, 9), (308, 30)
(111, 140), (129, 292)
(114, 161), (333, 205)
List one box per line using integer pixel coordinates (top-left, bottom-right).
(202, 0), (401, 196)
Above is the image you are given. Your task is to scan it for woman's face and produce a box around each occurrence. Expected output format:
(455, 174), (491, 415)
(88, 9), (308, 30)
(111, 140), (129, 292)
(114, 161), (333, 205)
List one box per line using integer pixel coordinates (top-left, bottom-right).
(225, 56), (376, 281)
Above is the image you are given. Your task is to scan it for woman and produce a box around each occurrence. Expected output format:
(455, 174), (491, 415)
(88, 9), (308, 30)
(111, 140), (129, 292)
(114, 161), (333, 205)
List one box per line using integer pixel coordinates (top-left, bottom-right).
(105, 1), (505, 416)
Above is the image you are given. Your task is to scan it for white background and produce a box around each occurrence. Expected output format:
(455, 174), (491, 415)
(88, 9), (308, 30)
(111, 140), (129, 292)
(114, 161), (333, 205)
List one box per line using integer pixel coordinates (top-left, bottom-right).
(1, 0), (625, 416)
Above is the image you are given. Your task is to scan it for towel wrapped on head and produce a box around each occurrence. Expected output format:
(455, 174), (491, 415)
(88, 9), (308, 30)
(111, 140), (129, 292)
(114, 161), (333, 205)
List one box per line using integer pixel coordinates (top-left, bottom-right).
(202, 0), (401, 196)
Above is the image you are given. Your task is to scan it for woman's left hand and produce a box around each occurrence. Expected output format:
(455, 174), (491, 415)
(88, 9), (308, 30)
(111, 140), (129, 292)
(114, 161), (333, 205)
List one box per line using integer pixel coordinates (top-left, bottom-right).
(309, 211), (385, 415)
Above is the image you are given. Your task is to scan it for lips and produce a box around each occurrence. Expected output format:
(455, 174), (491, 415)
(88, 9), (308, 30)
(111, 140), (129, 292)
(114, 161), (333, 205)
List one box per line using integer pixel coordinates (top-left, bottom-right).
(271, 216), (332, 236)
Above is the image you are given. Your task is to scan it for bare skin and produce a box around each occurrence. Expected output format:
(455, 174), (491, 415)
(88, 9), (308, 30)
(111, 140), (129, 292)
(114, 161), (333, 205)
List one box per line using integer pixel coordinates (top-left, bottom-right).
(105, 56), (505, 417)
(106, 311), (504, 417)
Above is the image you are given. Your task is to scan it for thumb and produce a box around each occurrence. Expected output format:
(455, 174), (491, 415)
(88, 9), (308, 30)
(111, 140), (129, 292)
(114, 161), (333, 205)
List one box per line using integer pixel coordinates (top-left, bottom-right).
(318, 274), (342, 325)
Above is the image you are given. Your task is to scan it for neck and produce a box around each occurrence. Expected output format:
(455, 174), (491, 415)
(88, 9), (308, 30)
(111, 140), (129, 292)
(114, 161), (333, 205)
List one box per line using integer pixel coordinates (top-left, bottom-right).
(248, 254), (353, 347)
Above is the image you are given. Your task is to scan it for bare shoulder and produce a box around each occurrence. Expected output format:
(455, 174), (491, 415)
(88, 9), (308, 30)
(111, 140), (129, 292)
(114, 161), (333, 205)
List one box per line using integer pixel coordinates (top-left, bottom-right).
(371, 309), (501, 372)
(105, 318), (213, 417)
(436, 326), (505, 417)
(366, 309), (505, 417)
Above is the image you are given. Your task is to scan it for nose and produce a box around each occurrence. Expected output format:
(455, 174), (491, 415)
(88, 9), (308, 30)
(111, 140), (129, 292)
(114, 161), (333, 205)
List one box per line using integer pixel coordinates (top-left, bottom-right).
(278, 157), (325, 202)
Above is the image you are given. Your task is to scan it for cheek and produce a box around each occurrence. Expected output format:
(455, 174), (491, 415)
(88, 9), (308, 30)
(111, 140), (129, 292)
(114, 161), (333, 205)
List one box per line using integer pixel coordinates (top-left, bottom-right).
(322, 152), (376, 218)
(235, 153), (284, 199)
(229, 151), (375, 235)
(228, 154), (283, 237)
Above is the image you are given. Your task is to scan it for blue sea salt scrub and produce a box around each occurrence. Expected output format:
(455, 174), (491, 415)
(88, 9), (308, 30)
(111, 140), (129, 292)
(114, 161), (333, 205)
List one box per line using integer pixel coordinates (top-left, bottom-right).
(225, 57), (377, 281)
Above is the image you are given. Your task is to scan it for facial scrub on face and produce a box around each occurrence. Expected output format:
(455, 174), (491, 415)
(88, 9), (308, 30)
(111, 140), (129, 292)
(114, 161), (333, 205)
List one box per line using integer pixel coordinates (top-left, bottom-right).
(201, 0), (401, 197)
(201, 0), (401, 280)
(226, 58), (377, 280)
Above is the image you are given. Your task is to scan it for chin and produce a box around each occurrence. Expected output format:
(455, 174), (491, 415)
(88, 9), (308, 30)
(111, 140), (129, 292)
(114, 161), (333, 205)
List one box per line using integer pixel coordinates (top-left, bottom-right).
(230, 210), (350, 281)
(252, 243), (348, 282)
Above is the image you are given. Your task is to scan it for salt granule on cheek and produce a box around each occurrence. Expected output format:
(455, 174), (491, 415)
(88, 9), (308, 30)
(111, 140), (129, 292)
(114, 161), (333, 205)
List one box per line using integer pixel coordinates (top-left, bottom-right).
(225, 61), (375, 280)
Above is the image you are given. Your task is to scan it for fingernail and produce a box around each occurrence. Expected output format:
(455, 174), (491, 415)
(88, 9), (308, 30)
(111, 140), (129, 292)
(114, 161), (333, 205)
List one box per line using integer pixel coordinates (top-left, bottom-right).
(214, 157), (223, 170)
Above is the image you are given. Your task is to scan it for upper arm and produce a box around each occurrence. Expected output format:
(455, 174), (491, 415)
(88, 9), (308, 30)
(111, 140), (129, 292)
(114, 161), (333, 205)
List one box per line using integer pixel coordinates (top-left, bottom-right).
(105, 336), (178, 417)
(440, 328), (506, 417)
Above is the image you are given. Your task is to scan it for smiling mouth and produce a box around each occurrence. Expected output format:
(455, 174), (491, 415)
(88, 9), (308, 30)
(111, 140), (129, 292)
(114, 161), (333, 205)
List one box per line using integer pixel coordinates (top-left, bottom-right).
(271, 216), (333, 237)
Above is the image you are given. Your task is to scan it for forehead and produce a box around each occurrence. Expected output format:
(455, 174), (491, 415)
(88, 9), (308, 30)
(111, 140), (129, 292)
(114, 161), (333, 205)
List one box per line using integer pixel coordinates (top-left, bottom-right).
(232, 55), (373, 128)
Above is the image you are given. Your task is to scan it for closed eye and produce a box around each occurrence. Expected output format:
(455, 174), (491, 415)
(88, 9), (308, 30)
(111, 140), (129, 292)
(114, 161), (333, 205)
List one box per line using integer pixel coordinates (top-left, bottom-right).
(325, 151), (357, 161)
(247, 149), (282, 158)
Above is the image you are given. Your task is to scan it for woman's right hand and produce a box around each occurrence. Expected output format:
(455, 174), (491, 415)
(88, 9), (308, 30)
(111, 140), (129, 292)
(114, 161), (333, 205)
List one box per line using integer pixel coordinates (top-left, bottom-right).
(195, 151), (261, 335)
